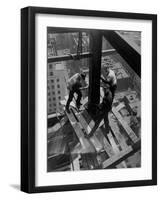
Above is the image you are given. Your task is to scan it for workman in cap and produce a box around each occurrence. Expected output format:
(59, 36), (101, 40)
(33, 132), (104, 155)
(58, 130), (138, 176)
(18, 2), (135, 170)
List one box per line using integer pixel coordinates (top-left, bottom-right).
(66, 72), (87, 113)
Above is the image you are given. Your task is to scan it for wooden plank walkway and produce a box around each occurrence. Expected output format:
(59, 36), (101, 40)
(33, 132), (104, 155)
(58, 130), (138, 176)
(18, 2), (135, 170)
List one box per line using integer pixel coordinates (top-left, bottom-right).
(102, 146), (133, 168)
(96, 130), (115, 157)
(107, 131), (127, 168)
(71, 106), (137, 169)
(72, 109), (102, 152)
(61, 93), (140, 169)
(109, 117), (128, 151)
(112, 107), (139, 143)
(71, 155), (81, 171)
(65, 109), (96, 153)
(74, 108), (115, 157)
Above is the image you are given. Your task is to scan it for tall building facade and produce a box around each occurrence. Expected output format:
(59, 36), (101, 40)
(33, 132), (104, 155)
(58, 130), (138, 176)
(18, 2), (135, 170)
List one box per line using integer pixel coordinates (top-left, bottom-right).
(48, 62), (68, 114)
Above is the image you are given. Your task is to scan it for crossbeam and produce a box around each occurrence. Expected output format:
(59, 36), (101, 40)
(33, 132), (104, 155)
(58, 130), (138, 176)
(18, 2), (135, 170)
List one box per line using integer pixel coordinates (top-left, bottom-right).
(48, 49), (116, 63)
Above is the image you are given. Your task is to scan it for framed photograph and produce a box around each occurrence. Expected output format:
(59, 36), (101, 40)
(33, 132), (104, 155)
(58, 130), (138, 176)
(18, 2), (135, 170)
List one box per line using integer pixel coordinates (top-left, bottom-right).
(21, 6), (157, 193)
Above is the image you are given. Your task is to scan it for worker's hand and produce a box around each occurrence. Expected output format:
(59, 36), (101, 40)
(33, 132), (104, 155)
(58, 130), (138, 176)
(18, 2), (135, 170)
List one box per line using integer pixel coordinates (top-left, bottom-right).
(67, 84), (71, 91)
(80, 85), (88, 90)
(100, 76), (105, 81)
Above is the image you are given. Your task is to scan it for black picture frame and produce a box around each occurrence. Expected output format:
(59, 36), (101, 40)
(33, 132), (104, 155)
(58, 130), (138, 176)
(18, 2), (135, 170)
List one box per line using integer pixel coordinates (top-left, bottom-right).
(21, 6), (157, 193)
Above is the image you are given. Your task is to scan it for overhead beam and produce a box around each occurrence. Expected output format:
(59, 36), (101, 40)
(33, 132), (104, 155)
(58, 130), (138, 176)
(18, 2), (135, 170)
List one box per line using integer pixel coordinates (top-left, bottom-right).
(48, 49), (116, 63)
(103, 30), (141, 77)
(47, 27), (90, 34)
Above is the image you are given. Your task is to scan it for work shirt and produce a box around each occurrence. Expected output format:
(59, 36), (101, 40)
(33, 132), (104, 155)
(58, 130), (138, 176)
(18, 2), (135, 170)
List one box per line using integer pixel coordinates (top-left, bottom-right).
(105, 69), (117, 86)
(67, 73), (82, 91)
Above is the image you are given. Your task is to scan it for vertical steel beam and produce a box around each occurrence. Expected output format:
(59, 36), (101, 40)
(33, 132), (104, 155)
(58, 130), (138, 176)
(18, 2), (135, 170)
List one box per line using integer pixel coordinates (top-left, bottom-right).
(88, 31), (102, 113)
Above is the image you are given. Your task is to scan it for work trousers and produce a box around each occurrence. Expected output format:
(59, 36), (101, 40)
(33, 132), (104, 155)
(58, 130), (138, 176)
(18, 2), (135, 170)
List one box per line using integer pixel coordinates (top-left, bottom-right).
(110, 84), (117, 100)
(66, 88), (82, 109)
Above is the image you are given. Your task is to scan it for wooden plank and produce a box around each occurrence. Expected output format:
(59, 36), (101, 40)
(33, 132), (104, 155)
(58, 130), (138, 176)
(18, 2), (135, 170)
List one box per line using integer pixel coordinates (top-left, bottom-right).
(115, 102), (125, 112)
(66, 111), (83, 143)
(80, 109), (104, 131)
(112, 107), (139, 143)
(89, 135), (103, 152)
(81, 109), (93, 124)
(102, 146), (133, 168)
(109, 119), (128, 150)
(80, 109), (102, 138)
(95, 129), (115, 157)
(107, 132), (127, 168)
(65, 110), (96, 153)
(107, 132), (120, 154)
(73, 109), (103, 152)
(71, 155), (81, 171)
(48, 134), (67, 157)
(74, 109), (117, 156)
(77, 111), (95, 134)
(76, 112), (92, 135)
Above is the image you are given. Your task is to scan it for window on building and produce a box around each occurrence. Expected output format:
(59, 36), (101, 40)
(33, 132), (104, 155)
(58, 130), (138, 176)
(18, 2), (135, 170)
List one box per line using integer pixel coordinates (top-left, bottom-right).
(51, 79), (54, 83)
(57, 78), (59, 82)
(57, 84), (60, 88)
(58, 91), (60, 94)
(50, 72), (53, 76)
(49, 64), (52, 69)
(58, 96), (61, 100)
(53, 97), (56, 101)
(52, 92), (55, 95)
(52, 85), (54, 89)
(48, 98), (51, 102)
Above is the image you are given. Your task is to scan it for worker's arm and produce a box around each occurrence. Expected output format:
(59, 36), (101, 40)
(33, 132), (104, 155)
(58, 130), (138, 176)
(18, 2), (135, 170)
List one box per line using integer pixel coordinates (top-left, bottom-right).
(100, 76), (110, 84)
(79, 78), (88, 90)
(80, 85), (88, 90)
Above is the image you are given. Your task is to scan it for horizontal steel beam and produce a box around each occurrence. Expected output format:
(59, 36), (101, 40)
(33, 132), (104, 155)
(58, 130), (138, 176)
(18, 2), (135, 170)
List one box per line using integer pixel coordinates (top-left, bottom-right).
(48, 27), (90, 34)
(48, 49), (116, 63)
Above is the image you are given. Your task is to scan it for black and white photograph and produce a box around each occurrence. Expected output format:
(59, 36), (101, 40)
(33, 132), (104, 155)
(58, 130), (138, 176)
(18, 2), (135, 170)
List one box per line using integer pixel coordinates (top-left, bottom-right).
(21, 7), (157, 193)
(47, 28), (141, 172)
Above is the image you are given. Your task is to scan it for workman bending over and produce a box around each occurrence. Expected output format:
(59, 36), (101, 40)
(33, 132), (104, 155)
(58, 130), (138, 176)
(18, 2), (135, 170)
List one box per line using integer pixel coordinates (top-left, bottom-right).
(100, 66), (117, 133)
(66, 72), (87, 113)
(101, 66), (117, 100)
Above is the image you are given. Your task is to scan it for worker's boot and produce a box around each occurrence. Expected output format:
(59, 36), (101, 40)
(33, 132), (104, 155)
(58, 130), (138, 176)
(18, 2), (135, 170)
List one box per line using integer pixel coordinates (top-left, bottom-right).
(65, 105), (70, 114)
(76, 102), (82, 110)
